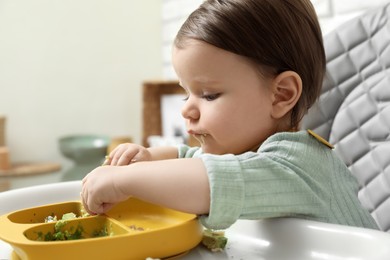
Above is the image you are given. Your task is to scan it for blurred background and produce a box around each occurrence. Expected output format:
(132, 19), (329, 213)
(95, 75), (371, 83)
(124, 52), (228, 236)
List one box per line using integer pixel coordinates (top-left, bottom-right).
(0, 0), (389, 190)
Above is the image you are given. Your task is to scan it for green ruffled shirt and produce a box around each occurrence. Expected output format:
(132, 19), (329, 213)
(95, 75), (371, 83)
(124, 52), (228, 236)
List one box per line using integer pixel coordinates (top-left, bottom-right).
(177, 131), (379, 230)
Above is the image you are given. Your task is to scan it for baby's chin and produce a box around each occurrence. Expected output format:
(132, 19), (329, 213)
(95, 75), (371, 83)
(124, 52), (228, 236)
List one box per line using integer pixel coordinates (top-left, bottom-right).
(197, 137), (244, 155)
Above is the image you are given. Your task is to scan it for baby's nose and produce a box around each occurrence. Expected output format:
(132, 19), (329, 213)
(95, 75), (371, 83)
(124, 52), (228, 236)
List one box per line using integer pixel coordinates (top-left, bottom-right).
(181, 98), (200, 120)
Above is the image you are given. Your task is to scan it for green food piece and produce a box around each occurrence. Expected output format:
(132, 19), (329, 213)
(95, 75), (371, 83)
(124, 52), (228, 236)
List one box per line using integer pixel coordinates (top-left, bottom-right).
(80, 207), (90, 217)
(93, 226), (108, 237)
(44, 232), (54, 241)
(54, 219), (67, 231)
(201, 229), (228, 252)
(43, 221), (85, 241)
(38, 210), (108, 241)
(61, 212), (77, 220)
(65, 225), (84, 240)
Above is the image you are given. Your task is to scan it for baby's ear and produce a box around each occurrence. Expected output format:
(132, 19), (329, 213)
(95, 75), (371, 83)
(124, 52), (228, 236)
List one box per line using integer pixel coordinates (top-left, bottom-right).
(270, 71), (302, 119)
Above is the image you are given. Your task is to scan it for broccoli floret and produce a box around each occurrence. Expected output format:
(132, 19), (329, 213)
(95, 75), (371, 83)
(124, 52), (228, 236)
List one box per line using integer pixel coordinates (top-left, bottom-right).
(201, 229), (228, 252)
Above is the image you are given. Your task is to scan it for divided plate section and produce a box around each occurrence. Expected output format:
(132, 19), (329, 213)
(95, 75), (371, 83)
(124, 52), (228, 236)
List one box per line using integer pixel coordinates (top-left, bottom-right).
(23, 216), (128, 242)
(7, 201), (86, 224)
(106, 197), (198, 231)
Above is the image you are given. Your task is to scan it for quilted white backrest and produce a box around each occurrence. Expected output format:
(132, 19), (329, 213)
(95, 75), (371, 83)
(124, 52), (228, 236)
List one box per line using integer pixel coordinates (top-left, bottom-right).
(303, 3), (390, 232)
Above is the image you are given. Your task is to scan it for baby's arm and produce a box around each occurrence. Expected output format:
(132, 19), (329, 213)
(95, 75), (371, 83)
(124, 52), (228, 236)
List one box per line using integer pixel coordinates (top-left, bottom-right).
(81, 157), (210, 215)
(105, 143), (178, 166)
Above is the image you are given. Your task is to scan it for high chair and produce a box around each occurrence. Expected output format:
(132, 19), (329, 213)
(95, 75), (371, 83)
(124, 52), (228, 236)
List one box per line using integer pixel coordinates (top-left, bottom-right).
(303, 3), (390, 232)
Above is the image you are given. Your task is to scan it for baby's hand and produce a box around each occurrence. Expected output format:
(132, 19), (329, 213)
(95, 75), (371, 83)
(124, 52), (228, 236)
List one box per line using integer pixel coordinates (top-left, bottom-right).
(81, 166), (129, 215)
(104, 143), (152, 166)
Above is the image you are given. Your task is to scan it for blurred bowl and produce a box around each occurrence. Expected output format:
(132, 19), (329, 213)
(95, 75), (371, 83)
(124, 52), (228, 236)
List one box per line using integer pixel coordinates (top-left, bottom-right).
(59, 135), (109, 164)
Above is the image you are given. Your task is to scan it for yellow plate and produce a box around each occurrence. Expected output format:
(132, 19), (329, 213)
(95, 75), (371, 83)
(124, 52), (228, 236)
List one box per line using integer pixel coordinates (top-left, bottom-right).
(0, 198), (203, 260)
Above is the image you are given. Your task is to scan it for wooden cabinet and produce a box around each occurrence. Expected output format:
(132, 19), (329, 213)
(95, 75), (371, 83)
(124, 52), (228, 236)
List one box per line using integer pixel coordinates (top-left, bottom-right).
(142, 80), (197, 147)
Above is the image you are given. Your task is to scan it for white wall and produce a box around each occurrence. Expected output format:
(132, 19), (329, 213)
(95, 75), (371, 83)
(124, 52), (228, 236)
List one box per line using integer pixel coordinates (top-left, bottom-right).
(0, 1), (162, 169)
(161, 0), (203, 78)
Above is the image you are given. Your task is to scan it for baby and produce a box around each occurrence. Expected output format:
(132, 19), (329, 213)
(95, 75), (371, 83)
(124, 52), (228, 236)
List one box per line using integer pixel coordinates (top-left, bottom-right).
(81, 0), (378, 231)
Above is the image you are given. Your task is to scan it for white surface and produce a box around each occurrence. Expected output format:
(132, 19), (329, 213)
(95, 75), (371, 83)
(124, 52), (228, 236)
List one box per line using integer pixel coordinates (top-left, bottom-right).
(0, 171), (64, 191)
(1, 182), (390, 260)
(161, 94), (188, 138)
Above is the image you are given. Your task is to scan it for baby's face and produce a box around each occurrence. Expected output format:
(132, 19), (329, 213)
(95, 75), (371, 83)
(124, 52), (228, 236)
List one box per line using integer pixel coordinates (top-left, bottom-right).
(172, 40), (277, 155)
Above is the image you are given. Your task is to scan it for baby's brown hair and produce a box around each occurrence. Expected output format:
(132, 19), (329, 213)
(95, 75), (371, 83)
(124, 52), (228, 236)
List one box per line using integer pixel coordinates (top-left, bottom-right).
(175, 0), (326, 129)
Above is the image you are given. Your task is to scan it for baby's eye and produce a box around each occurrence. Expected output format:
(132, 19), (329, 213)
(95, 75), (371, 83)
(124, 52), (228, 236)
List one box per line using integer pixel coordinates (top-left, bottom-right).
(182, 95), (189, 101)
(202, 93), (221, 101)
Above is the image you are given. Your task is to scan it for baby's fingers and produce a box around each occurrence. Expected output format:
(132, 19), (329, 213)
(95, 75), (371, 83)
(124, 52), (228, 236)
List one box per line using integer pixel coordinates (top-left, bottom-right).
(81, 185), (95, 215)
(116, 149), (138, 165)
(101, 203), (115, 213)
(109, 145), (136, 166)
(84, 190), (104, 215)
(81, 176), (101, 215)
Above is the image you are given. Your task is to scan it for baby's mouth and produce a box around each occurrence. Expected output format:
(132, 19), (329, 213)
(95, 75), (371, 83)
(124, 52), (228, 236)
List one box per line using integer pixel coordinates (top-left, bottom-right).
(193, 133), (208, 145)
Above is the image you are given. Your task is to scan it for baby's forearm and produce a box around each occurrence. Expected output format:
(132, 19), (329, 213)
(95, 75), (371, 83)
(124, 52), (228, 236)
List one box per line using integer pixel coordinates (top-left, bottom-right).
(115, 157), (210, 214)
(147, 146), (179, 161)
